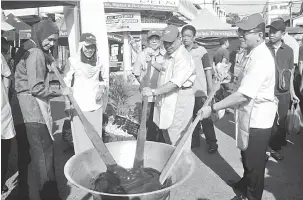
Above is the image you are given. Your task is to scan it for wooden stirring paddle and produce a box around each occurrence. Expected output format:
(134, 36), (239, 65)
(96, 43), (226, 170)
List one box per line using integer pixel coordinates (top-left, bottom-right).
(50, 63), (121, 172)
(133, 60), (152, 169)
(159, 63), (231, 184)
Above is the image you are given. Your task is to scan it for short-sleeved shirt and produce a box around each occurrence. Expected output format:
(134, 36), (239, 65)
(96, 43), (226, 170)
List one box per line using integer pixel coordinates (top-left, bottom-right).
(132, 47), (165, 102)
(266, 42), (294, 94)
(188, 44), (211, 97)
(283, 32), (299, 65)
(237, 42), (277, 129)
(1, 54), (16, 139)
(213, 47), (230, 65)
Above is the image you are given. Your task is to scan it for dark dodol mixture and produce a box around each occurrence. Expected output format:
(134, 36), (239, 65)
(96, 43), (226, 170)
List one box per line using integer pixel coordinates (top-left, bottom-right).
(94, 167), (171, 194)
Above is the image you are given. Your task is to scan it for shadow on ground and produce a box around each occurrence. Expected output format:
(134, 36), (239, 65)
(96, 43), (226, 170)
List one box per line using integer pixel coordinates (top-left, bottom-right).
(193, 138), (240, 184)
(263, 134), (303, 200)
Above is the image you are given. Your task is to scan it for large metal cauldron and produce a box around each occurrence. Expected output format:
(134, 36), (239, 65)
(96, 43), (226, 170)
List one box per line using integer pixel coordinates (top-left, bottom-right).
(64, 141), (195, 200)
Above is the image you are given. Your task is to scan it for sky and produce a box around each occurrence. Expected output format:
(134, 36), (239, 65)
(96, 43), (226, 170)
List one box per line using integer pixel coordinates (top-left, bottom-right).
(221, 0), (302, 16)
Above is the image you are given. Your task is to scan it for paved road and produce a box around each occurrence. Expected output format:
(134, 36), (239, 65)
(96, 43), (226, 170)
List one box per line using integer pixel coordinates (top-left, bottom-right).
(2, 99), (303, 200)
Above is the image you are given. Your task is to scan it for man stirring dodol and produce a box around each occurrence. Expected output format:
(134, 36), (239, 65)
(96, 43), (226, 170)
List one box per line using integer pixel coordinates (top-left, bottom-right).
(142, 25), (196, 151)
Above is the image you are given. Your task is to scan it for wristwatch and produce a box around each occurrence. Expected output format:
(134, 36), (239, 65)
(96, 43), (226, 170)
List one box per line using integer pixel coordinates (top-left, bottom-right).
(151, 89), (156, 96)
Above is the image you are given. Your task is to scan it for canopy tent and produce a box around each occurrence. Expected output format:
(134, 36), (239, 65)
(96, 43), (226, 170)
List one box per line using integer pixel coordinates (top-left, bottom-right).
(189, 9), (238, 38)
(1, 1), (77, 10)
(186, 9), (239, 64)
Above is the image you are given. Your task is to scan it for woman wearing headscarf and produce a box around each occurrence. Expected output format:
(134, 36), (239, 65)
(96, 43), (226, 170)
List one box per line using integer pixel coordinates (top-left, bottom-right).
(11, 19), (68, 200)
(63, 33), (107, 154)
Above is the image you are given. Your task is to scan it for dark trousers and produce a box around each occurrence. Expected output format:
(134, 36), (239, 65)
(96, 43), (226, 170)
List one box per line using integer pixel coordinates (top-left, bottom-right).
(269, 93), (290, 151)
(192, 96), (217, 146)
(146, 102), (165, 143)
(234, 128), (271, 200)
(15, 123), (61, 200)
(1, 138), (12, 188)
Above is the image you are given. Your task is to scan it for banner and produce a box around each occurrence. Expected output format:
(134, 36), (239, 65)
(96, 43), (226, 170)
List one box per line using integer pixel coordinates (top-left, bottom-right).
(196, 29), (238, 38)
(104, 0), (178, 12)
(106, 12), (142, 32)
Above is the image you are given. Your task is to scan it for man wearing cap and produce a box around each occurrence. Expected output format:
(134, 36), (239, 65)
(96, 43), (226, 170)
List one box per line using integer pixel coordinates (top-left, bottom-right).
(132, 30), (166, 142)
(199, 14), (277, 200)
(1, 11), (16, 194)
(142, 25), (196, 150)
(273, 17), (300, 67)
(266, 19), (297, 161)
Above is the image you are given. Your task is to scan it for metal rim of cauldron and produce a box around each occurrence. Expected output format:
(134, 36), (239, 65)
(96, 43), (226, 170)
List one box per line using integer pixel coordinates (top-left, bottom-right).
(64, 141), (196, 198)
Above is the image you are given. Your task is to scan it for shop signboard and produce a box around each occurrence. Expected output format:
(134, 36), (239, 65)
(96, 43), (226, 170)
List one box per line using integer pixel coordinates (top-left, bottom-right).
(107, 33), (123, 43)
(196, 29), (238, 38)
(104, 0), (179, 12)
(19, 30), (31, 40)
(106, 12), (142, 32)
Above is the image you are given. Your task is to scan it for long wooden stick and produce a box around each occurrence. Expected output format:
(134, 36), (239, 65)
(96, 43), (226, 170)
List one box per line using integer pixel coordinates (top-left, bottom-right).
(159, 63), (231, 184)
(159, 81), (221, 184)
(133, 60), (152, 168)
(50, 64), (118, 170)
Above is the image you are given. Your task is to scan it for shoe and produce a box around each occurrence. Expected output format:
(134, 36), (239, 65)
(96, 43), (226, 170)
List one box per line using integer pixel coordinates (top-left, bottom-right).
(208, 143), (218, 153)
(270, 150), (284, 161)
(1, 184), (8, 194)
(231, 195), (248, 200)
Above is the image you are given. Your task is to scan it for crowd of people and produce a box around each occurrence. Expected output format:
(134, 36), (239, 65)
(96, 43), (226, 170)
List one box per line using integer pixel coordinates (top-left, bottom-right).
(1, 10), (303, 200)
(133, 13), (303, 200)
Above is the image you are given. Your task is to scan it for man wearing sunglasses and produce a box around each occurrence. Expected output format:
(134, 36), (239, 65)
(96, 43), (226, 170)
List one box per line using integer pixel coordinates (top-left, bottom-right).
(199, 13), (277, 200)
(142, 25), (196, 151)
(266, 19), (297, 161)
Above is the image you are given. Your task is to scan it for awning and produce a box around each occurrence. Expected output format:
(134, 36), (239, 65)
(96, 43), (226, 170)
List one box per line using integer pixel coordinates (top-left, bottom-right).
(2, 13), (32, 40)
(190, 8), (238, 38)
(1, 1), (78, 10)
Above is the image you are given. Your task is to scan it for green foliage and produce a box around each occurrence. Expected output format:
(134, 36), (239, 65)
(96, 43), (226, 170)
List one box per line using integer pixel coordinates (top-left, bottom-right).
(107, 73), (137, 118)
(226, 13), (241, 25)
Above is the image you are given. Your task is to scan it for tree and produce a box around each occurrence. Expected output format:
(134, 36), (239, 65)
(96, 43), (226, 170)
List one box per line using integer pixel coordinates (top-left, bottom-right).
(226, 13), (241, 25)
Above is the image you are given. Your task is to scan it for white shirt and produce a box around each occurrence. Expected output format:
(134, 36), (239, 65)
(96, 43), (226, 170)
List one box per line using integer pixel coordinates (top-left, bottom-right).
(283, 32), (299, 65)
(64, 57), (104, 112)
(237, 42), (278, 129)
(1, 54), (16, 139)
(154, 45), (196, 129)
